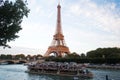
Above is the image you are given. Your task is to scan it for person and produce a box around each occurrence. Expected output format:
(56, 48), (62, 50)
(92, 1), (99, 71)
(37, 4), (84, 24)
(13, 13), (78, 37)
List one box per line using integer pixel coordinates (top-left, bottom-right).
(86, 69), (89, 74)
(106, 75), (108, 80)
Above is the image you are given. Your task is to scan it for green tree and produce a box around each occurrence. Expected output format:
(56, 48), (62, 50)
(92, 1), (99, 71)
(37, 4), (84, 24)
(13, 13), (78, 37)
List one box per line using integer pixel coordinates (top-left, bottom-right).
(87, 47), (120, 59)
(0, 54), (6, 59)
(0, 0), (30, 48)
(26, 54), (31, 60)
(6, 54), (12, 59)
(86, 47), (120, 64)
(15, 54), (25, 60)
(36, 54), (43, 60)
(80, 53), (86, 59)
(65, 52), (80, 58)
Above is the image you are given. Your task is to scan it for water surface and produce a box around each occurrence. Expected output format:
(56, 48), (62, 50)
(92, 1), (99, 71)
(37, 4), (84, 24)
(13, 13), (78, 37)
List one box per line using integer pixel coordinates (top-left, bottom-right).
(0, 65), (120, 80)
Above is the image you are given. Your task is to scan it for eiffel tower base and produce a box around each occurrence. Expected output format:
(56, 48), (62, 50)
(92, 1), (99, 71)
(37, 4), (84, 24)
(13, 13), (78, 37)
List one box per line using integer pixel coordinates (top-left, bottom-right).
(44, 46), (70, 57)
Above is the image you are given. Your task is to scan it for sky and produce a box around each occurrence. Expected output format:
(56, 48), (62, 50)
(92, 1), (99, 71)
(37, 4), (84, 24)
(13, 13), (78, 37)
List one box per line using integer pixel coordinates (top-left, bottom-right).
(0, 0), (120, 55)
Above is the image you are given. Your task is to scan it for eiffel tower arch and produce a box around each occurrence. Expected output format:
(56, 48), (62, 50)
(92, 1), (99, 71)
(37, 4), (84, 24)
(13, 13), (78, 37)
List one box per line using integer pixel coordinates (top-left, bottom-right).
(44, 3), (70, 57)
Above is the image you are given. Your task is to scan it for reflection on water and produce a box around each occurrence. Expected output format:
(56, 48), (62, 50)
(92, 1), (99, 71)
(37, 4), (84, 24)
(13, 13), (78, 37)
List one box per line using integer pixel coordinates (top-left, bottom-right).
(91, 69), (120, 80)
(0, 65), (120, 80)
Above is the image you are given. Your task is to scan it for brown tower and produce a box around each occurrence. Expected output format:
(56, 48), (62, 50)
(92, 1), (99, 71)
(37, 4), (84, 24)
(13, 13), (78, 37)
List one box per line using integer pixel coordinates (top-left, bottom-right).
(44, 3), (70, 57)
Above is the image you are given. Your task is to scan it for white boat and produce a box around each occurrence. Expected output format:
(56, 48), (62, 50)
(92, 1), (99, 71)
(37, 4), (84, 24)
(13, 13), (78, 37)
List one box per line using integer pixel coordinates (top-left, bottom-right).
(26, 61), (93, 78)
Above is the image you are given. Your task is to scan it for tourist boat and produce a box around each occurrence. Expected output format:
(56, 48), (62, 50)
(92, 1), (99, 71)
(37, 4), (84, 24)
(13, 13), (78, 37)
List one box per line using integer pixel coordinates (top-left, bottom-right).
(26, 61), (93, 78)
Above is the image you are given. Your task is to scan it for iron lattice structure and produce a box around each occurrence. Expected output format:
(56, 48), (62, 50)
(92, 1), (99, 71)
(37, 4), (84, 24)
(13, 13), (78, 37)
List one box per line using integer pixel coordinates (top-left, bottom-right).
(44, 4), (70, 57)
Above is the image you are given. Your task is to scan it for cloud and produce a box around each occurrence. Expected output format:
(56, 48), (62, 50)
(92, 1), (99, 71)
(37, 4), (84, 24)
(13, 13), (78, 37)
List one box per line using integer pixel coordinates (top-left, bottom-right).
(28, 0), (37, 7)
(69, 0), (120, 35)
(70, 5), (82, 15)
(56, 0), (120, 53)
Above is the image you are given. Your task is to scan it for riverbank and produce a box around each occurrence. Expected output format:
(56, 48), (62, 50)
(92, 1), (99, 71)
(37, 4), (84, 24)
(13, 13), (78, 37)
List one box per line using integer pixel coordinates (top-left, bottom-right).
(0, 60), (27, 65)
(87, 64), (120, 69)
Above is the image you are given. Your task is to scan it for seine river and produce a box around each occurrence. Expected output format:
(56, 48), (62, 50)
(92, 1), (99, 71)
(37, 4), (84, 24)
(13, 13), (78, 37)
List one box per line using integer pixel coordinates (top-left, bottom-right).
(0, 65), (120, 80)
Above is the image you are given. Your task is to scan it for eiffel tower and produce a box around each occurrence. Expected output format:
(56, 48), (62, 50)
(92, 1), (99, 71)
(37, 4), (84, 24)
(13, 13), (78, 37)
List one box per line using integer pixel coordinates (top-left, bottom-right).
(44, 3), (70, 57)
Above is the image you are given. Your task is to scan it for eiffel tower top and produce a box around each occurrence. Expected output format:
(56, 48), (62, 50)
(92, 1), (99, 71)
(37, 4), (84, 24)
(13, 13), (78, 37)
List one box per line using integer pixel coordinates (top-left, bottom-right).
(55, 1), (62, 35)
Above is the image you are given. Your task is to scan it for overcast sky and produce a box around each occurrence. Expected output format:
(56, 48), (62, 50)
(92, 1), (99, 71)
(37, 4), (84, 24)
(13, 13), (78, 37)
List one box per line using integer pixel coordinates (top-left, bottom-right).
(0, 0), (120, 55)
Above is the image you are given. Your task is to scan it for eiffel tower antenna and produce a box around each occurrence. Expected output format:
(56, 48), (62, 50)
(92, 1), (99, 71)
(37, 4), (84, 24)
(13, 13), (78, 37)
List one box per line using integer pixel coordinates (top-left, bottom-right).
(58, 0), (60, 5)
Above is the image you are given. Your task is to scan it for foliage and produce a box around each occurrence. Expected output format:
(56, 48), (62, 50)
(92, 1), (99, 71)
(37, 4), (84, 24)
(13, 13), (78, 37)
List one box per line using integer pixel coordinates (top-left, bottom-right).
(0, 54), (12, 59)
(0, 0), (30, 48)
(65, 52), (80, 59)
(86, 47), (120, 64)
(14, 54), (25, 60)
(45, 52), (86, 63)
(0, 54), (43, 61)
(1, 47), (120, 64)
(80, 53), (86, 58)
(87, 47), (120, 59)
(45, 47), (120, 64)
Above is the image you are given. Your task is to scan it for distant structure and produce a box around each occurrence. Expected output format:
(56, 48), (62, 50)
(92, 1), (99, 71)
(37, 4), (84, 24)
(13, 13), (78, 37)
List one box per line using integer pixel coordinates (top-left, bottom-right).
(44, 3), (70, 57)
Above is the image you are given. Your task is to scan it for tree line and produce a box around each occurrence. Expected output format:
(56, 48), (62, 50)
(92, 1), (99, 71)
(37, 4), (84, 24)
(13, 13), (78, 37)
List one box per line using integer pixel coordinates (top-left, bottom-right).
(45, 47), (120, 64)
(0, 54), (42, 61)
(1, 47), (120, 64)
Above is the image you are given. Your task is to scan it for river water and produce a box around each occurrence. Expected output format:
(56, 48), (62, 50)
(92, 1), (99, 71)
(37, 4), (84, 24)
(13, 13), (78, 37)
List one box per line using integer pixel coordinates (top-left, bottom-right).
(0, 65), (120, 80)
